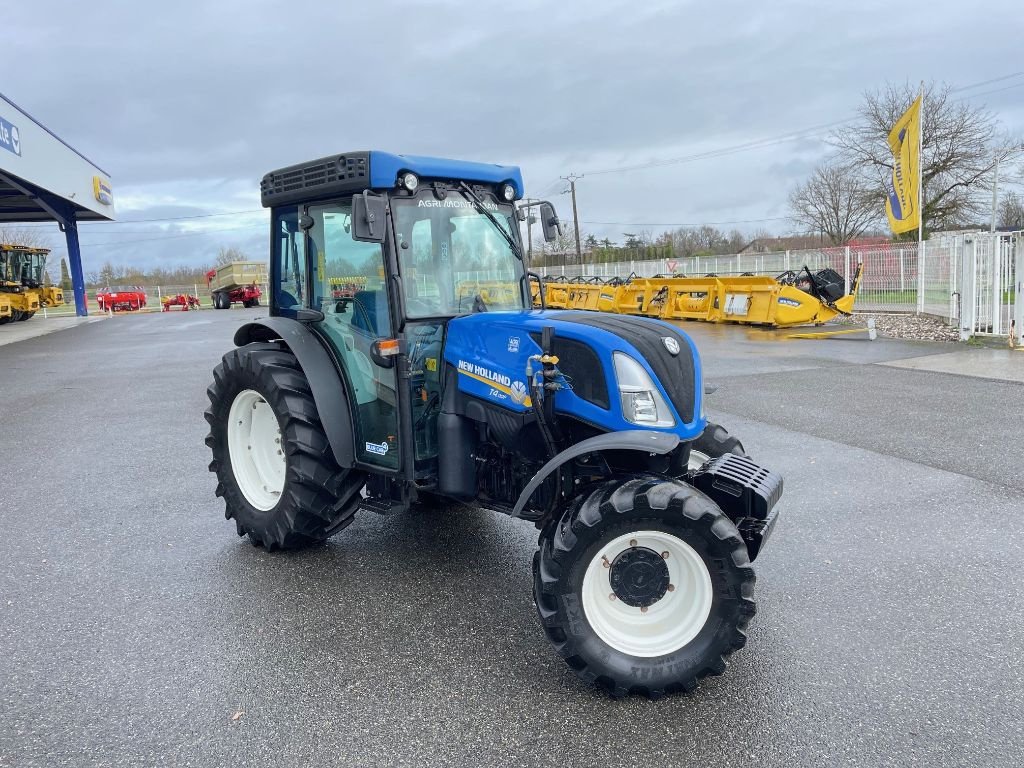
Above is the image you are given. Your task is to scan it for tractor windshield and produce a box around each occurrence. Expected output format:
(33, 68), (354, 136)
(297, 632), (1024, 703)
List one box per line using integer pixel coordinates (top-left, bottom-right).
(391, 189), (525, 318)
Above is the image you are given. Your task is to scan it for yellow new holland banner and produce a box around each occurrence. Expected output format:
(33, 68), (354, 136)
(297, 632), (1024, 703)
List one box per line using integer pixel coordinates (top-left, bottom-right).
(885, 95), (922, 234)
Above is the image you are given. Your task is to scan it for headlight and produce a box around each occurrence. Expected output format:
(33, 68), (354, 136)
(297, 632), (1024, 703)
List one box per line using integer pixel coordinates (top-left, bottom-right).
(613, 353), (675, 427)
(500, 183), (516, 202)
(400, 173), (419, 192)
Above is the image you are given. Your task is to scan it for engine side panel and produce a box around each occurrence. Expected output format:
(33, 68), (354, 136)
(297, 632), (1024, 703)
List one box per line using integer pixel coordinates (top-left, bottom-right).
(443, 310), (705, 442)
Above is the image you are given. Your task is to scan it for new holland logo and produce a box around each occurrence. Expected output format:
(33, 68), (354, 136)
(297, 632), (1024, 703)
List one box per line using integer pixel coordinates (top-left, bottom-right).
(778, 297), (802, 307)
(365, 441), (389, 456)
(457, 359), (512, 387)
(510, 380), (528, 404)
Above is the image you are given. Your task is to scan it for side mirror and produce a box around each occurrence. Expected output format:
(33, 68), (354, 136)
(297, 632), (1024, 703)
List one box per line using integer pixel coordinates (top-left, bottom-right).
(539, 201), (562, 243)
(352, 192), (386, 242)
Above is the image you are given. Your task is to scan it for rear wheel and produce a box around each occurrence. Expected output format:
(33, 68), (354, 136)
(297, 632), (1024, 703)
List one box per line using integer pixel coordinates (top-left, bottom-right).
(533, 476), (755, 698)
(205, 344), (365, 550)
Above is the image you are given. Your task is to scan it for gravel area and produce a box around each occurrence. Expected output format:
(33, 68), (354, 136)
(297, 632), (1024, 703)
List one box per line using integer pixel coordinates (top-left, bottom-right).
(848, 312), (961, 343)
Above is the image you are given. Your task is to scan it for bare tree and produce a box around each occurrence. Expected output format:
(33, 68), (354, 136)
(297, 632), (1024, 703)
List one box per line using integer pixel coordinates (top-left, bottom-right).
(788, 161), (880, 244)
(998, 191), (1024, 229)
(832, 81), (1019, 233)
(216, 245), (248, 266)
(0, 226), (54, 249)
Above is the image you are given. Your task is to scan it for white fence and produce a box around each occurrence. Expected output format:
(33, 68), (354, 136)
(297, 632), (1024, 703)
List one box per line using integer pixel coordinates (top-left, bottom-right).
(535, 232), (1022, 342)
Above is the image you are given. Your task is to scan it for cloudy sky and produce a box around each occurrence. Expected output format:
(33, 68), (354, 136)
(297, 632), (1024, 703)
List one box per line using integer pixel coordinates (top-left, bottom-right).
(5, 0), (1024, 274)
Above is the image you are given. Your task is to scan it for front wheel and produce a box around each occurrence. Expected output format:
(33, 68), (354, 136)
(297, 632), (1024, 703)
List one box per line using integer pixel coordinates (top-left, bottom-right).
(204, 345), (366, 550)
(533, 476), (755, 698)
(687, 421), (746, 470)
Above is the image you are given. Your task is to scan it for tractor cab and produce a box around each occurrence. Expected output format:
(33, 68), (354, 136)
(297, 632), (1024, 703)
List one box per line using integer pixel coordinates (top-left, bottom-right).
(261, 152), (557, 478)
(0, 244), (45, 322)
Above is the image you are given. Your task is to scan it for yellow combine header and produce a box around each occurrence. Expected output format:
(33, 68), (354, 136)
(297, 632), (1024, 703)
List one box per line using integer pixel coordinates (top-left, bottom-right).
(533, 264), (863, 328)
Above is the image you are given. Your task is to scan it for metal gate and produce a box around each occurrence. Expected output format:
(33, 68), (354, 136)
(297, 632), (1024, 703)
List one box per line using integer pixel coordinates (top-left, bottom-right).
(958, 232), (1020, 340)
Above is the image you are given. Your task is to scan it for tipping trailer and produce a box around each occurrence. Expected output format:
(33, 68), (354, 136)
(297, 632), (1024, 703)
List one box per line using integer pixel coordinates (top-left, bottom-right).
(206, 261), (268, 309)
(202, 151), (784, 698)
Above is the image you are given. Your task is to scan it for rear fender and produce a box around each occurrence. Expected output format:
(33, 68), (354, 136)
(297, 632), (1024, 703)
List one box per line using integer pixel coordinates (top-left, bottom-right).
(511, 431), (680, 517)
(234, 318), (355, 468)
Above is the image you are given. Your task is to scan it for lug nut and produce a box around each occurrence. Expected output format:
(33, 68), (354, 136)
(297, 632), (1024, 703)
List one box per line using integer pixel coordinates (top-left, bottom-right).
(662, 551), (670, 559)
(601, 556), (611, 568)
(640, 606), (648, 613)
(608, 593), (616, 601)
(629, 539), (637, 548)
(667, 584), (675, 592)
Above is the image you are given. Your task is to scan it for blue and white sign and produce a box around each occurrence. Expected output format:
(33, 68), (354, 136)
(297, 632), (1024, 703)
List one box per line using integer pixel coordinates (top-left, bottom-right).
(0, 115), (21, 157)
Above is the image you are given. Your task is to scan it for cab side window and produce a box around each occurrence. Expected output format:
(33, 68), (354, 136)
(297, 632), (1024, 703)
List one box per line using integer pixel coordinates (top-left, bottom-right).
(272, 208), (307, 315)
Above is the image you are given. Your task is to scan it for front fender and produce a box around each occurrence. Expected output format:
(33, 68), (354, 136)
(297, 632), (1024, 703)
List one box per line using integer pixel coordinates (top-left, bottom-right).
(512, 431), (680, 517)
(234, 318), (355, 468)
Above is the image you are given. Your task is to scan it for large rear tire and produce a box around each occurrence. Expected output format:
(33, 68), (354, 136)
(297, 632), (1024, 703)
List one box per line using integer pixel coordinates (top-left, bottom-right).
(533, 476), (755, 698)
(205, 344), (365, 550)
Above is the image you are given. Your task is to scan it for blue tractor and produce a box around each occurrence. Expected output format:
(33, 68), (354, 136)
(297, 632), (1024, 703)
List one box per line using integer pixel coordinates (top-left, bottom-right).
(205, 151), (782, 697)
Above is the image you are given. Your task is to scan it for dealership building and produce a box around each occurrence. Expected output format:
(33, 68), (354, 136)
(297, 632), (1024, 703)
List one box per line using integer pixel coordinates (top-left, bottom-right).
(0, 92), (115, 316)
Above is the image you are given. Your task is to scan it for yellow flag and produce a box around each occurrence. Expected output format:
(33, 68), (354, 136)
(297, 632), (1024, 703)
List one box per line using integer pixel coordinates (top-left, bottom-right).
(885, 95), (922, 235)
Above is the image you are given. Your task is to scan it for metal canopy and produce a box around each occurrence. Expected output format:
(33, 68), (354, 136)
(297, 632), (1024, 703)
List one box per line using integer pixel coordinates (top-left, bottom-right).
(0, 172), (111, 223)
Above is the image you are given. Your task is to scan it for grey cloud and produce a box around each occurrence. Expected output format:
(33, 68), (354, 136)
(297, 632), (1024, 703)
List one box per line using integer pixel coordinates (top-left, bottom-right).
(5, 0), (1024, 267)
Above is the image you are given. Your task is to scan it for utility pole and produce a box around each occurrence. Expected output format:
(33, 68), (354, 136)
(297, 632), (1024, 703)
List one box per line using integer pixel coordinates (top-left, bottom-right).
(561, 173), (583, 263)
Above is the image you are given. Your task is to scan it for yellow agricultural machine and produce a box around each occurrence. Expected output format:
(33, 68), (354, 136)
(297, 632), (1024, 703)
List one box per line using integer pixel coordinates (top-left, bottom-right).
(0, 244), (48, 324)
(20, 247), (64, 308)
(533, 264), (863, 328)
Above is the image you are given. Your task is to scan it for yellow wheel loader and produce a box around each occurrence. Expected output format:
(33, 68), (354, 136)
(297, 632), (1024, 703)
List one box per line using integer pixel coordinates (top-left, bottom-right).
(0, 244), (45, 322)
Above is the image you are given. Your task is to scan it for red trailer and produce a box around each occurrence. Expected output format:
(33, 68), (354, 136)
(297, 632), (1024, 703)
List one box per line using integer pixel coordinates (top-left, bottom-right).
(96, 286), (148, 312)
(206, 262), (266, 309)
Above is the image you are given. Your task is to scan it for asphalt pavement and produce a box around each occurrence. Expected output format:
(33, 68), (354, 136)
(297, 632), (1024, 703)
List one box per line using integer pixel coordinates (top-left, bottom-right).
(1, 311), (1021, 767)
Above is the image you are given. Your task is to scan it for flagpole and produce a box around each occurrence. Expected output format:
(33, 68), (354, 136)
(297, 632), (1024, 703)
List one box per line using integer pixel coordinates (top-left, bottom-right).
(917, 81), (924, 249)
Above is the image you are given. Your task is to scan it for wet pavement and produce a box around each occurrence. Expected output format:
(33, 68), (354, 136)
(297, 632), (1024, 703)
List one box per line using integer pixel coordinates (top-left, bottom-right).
(0, 314), (106, 348)
(1, 311), (1021, 767)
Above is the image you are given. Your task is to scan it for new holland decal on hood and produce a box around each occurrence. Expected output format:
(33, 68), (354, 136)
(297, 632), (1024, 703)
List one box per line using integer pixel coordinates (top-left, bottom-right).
(456, 360), (532, 407)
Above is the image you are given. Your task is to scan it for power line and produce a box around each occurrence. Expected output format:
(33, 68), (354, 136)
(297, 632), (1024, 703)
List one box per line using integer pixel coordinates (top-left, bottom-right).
(44, 224), (264, 250)
(17, 209), (265, 227)
(575, 70), (1024, 178)
(579, 216), (789, 227)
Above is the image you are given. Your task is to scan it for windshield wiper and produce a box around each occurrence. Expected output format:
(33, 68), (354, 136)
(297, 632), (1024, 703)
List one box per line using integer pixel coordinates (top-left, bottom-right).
(456, 182), (523, 261)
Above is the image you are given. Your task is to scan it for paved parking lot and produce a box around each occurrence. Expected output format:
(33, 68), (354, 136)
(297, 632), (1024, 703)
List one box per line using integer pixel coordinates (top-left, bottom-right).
(1, 311), (1021, 767)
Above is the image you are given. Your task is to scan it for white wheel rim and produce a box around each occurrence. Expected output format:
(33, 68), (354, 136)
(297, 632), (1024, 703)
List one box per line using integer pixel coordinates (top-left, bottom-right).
(227, 389), (285, 511)
(688, 449), (711, 471)
(581, 530), (713, 658)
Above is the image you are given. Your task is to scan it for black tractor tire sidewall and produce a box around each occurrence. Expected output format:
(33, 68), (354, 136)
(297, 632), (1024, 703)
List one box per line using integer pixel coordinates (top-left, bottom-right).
(534, 477), (755, 697)
(694, 422), (746, 458)
(204, 345), (364, 550)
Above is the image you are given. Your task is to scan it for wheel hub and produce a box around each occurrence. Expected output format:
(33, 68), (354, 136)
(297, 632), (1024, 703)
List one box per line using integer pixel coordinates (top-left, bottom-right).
(609, 546), (670, 607)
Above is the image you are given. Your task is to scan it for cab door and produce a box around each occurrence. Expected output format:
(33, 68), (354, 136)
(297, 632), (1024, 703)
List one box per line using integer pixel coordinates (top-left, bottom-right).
(305, 200), (401, 470)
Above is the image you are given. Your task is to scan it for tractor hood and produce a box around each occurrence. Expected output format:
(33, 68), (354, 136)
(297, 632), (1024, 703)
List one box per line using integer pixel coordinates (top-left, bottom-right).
(443, 309), (705, 441)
